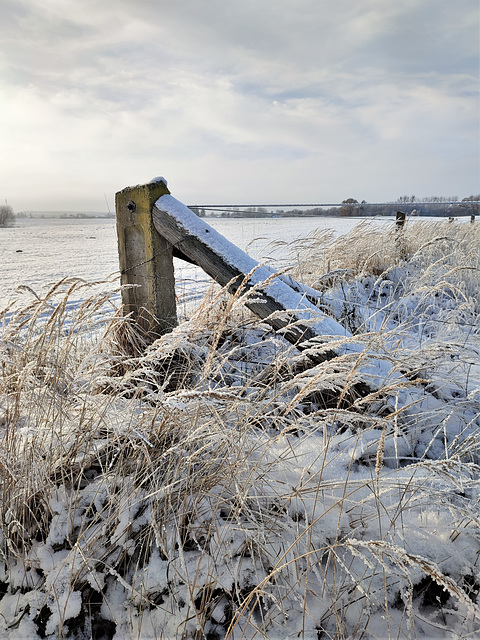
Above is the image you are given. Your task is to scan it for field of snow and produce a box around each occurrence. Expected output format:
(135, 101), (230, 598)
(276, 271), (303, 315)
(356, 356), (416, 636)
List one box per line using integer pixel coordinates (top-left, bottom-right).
(0, 215), (385, 311)
(0, 215), (478, 639)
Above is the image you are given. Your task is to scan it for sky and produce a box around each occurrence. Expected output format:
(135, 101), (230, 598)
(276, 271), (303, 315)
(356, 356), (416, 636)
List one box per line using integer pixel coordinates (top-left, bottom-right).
(1, 0), (479, 211)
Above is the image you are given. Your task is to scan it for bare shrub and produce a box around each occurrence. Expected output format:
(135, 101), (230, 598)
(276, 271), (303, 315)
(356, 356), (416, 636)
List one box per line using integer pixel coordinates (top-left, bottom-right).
(0, 204), (15, 227)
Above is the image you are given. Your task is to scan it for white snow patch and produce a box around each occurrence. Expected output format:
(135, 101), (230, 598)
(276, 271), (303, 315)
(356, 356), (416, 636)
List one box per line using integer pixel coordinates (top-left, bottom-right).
(149, 176), (168, 186)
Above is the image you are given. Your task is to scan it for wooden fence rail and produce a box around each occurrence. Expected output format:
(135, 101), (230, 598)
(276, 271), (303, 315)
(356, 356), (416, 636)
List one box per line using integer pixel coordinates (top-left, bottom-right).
(115, 178), (350, 350)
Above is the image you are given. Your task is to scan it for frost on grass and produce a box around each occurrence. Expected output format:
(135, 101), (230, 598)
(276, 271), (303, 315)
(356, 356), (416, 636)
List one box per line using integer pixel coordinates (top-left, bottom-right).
(0, 221), (479, 639)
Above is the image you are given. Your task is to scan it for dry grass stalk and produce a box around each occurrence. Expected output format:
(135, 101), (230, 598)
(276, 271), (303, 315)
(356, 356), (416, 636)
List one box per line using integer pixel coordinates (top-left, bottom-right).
(0, 221), (478, 639)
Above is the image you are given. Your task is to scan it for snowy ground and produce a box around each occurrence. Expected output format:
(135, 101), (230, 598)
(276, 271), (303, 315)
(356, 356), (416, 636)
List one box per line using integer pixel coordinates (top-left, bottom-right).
(0, 218), (478, 639)
(0, 215), (400, 310)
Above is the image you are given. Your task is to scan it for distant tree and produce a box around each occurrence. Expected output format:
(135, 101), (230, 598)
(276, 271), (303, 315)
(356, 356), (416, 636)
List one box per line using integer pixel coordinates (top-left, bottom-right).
(339, 198), (358, 217)
(0, 205), (15, 227)
(460, 195), (480, 215)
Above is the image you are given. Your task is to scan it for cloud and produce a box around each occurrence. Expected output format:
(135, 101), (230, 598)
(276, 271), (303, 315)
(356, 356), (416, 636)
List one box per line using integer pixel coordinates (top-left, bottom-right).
(0, 0), (478, 209)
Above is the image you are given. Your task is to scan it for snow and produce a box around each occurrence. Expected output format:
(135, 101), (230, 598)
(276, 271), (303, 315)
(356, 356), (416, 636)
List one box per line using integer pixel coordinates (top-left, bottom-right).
(0, 212), (479, 639)
(148, 176), (168, 186)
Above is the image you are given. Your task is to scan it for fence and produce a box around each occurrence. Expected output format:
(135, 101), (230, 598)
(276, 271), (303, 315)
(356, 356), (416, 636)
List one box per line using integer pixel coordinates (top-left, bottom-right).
(115, 180), (477, 343)
(116, 178), (359, 353)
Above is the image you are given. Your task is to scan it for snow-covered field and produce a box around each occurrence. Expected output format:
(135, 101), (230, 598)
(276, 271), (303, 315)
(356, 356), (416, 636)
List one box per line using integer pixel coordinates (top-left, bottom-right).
(0, 216), (479, 639)
(0, 215), (382, 311)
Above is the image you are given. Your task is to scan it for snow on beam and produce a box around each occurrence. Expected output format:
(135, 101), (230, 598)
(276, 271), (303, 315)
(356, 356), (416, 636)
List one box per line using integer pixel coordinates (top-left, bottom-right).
(152, 194), (351, 346)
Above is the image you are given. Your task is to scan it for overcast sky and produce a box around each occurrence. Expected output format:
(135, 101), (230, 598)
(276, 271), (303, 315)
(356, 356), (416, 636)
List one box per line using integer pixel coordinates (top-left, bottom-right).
(1, 0), (478, 211)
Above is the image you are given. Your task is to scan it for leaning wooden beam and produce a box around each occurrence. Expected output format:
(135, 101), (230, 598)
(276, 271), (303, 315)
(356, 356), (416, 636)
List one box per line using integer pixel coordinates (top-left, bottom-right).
(152, 192), (378, 371)
(152, 194), (351, 348)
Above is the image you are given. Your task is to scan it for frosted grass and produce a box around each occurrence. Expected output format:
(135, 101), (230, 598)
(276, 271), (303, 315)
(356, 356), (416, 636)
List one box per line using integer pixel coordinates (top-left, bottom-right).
(0, 218), (478, 639)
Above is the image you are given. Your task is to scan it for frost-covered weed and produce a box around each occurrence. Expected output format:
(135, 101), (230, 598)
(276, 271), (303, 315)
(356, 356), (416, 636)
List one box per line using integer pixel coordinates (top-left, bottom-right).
(0, 223), (479, 639)
(292, 218), (480, 333)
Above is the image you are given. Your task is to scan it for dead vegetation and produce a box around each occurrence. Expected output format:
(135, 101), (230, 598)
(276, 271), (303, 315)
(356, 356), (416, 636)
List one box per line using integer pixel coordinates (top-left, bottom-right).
(0, 220), (479, 639)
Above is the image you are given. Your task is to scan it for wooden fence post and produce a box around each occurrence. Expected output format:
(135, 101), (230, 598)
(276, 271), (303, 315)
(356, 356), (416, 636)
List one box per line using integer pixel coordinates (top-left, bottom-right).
(115, 178), (177, 335)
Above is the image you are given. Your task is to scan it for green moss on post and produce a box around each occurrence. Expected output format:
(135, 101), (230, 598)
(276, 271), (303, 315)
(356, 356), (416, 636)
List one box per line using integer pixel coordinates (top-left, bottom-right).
(115, 179), (177, 336)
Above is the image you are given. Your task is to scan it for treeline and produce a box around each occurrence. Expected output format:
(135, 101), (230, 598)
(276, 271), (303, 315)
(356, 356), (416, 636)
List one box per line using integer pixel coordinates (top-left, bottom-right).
(193, 195), (480, 218)
(332, 195), (480, 218)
